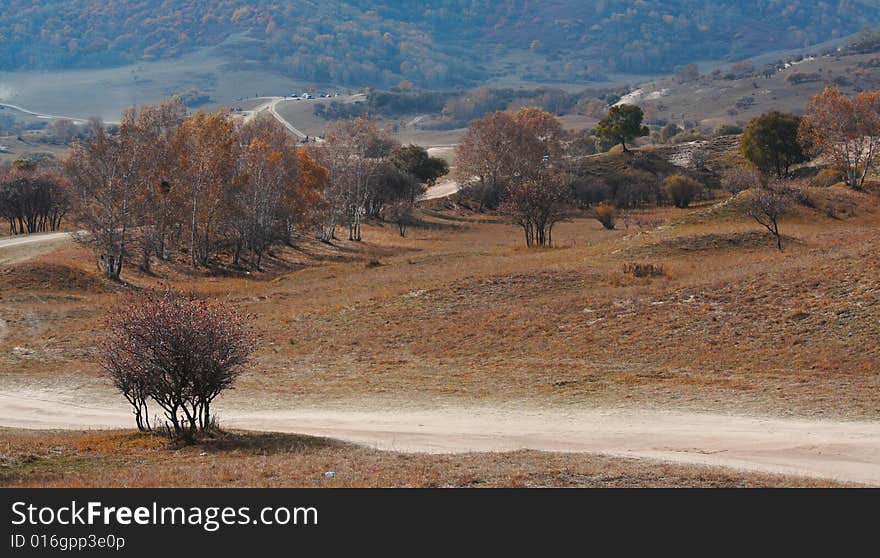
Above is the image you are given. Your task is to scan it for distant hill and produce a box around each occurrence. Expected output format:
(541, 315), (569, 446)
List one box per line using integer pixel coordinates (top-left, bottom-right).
(2, 1), (880, 87)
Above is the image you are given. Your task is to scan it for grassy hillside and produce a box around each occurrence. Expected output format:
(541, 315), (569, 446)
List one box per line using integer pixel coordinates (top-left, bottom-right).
(616, 50), (880, 131)
(3, 172), (879, 420)
(2, 1), (879, 88)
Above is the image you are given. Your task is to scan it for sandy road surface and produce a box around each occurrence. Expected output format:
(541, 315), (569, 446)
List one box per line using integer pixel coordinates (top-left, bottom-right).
(0, 232), (71, 249)
(420, 179), (460, 201)
(0, 232), (72, 265)
(1, 390), (879, 485)
(420, 146), (460, 200)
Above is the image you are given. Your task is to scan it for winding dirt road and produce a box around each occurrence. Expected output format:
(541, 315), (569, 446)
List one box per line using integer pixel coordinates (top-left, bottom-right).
(1, 390), (878, 485)
(420, 178), (460, 201)
(242, 97), (309, 141)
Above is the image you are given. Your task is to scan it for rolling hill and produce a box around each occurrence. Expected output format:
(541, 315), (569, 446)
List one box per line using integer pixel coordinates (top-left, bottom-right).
(2, 1), (880, 88)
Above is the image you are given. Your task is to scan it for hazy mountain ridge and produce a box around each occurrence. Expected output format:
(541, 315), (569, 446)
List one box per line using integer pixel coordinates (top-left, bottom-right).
(2, 1), (879, 87)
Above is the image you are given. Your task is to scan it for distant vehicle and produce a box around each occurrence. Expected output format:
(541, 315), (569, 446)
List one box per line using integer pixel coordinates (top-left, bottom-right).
(302, 93), (313, 100)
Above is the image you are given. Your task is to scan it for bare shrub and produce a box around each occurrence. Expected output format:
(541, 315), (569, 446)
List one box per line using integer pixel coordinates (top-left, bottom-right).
(633, 216), (666, 229)
(102, 290), (256, 441)
(623, 263), (664, 277)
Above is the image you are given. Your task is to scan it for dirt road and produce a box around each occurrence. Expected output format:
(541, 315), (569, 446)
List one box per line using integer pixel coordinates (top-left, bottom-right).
(0, 232), (72, 265)
(1, 389), (878, 485)
(420, 178), (460, 201)
(0, 232), (71, 249)
(0, 103), (90, 124)
(242, 97), (308, 141)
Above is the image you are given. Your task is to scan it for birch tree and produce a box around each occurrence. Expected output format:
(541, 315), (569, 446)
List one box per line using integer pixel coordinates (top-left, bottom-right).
(66, 119), (132, 279)
(316, 118), (395, 241)
(119, 98), (187, 271)
(800, 87), (880, 191)
(173, 112), (237, 267)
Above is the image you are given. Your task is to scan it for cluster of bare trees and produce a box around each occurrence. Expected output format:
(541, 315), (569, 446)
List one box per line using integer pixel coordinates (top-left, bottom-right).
(455, 107), (573, 246)
(64, 100), (449, 279)
(102, 290), (254, 440)
(312, 118), (446, 241)
(726, 86), (880, 250)
(500, 171), (570, 247)
(0, 169), (69, 235)
(65, 99), (326, 278)
(800, 87), (880, 191)
(456, 107), (565, 212)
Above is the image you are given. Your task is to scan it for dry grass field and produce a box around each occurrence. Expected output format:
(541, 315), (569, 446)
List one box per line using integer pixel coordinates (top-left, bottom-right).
(1, 178), (878, 420)
(0, 428), (843, 488)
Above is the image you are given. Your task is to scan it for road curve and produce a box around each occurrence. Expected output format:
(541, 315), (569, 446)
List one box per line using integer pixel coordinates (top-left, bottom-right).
(1, 390), (878, 485)
(241, 97), (461, 199)
(242, 97), (308, 140)
(420, 179), (460, 201)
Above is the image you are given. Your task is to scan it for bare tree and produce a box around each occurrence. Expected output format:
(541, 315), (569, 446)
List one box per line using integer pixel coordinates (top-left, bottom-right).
(315, 118), (396, 242)
(500, 171), (571, 247)
(455, 108), (557, 210)
(66, 119), (132, 279)
(382, 200), (416, 237)
(747, 182), (793, 251)
(173, 112), (237, 267)
(800, 87), (880, 190)
(51, 119), (79, 145)
(102, 290), (255, 440)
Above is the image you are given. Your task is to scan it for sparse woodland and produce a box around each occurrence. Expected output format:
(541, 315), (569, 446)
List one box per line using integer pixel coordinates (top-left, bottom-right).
(18, 99), (445, 280)
(448, 86), (880, 251)
(4, 84), (880, 442)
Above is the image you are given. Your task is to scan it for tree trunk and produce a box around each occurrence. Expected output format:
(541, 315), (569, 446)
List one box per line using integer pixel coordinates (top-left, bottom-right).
(190, 192), (199, 267)
(773, 221), (782, 251)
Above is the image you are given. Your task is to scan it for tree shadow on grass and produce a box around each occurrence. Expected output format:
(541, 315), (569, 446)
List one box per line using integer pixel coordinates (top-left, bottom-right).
(190, 430), (349, 455)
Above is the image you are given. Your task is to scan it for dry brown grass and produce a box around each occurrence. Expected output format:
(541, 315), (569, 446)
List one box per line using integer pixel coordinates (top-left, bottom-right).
(1, 183), (879, 420)
(0, 428), (845, 488)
